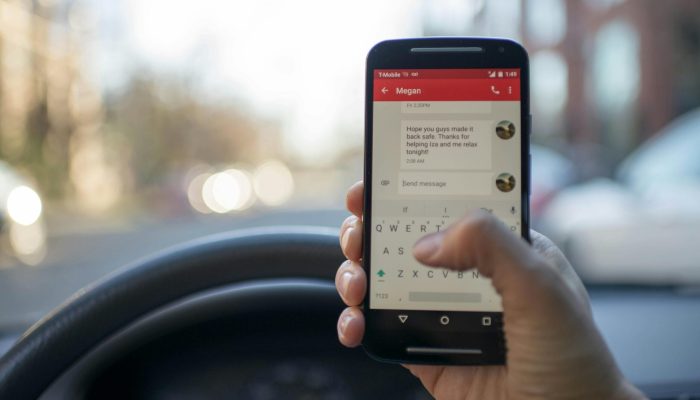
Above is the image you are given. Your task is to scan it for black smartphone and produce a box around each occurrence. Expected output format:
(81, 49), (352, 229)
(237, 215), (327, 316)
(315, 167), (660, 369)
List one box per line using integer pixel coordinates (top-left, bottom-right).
(362, 38), (530, 365)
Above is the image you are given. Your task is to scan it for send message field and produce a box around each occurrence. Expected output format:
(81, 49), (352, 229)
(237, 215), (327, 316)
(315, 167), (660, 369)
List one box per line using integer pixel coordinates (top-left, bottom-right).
(398, 171), (492, 195)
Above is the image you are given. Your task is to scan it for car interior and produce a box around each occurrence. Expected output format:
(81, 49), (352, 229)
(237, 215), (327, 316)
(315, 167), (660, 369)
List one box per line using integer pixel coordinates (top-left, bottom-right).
(1, 1), (700, 399)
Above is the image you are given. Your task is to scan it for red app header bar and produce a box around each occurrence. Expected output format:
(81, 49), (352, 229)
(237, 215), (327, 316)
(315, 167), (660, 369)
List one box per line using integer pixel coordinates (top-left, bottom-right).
(374, 69), (520, 101)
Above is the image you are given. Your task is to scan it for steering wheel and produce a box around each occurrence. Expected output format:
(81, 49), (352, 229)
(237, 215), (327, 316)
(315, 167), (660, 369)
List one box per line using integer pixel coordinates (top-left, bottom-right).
(0, 227), (393, 399)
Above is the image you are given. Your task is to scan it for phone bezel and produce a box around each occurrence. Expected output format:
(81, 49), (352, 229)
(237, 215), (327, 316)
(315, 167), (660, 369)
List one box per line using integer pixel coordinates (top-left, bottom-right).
(362, 37), (531, 365)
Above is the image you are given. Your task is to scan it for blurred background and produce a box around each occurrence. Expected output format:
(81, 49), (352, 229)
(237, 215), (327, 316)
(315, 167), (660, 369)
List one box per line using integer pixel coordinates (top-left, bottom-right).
(1, 0), (699, 328)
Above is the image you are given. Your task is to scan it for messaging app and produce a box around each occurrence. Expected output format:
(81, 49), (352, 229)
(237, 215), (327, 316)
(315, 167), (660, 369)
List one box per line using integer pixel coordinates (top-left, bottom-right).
(370, 68), (521, 311)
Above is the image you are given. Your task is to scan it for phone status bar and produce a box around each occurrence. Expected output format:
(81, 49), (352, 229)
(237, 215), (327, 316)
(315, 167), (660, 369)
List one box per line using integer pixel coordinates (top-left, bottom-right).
(374, 69), (519, 80)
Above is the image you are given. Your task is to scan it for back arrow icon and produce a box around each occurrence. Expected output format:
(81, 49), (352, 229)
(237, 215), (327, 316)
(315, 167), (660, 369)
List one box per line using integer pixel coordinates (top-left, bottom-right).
(398, 315), (408, 323)
(381, 87), (388, 94)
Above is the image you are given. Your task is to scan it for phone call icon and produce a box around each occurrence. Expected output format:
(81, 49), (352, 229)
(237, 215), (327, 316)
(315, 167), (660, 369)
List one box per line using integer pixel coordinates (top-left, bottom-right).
(490, 85), (501, 95)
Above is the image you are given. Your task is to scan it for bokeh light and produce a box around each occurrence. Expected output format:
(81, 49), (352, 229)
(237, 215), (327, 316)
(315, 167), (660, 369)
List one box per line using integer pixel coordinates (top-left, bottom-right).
(6, 186), (43, 226)
(201, 169), (254, 213)
(9, 221), (47, 266)
(253, 161), (294, 206)
(187, 172), (213, 214)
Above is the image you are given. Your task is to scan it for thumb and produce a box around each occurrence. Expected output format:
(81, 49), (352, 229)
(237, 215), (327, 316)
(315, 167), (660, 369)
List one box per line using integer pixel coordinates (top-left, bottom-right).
(412, 211), (542, 296)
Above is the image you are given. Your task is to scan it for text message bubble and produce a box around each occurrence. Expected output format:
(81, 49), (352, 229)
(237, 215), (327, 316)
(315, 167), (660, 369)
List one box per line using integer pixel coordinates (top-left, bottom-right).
(400, 120), (492, 170)
(398, 171), (492, 195)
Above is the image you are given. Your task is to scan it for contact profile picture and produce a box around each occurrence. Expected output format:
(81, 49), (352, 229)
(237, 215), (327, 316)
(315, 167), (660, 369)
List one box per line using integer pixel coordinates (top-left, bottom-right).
(495, 173), (516, 192)
(495, 120), (516, 140)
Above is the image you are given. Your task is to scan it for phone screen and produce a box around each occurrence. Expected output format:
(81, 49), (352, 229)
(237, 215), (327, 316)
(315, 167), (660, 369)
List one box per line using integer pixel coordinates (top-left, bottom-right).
(370, 68), (522, 313)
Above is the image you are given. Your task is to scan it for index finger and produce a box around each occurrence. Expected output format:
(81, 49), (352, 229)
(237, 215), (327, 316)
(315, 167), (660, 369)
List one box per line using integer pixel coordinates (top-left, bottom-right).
(346, 181), (364, 218)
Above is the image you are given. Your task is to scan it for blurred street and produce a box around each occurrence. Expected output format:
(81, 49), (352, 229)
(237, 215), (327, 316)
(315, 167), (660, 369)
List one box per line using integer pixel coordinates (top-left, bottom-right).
(0, 209), (347, 330)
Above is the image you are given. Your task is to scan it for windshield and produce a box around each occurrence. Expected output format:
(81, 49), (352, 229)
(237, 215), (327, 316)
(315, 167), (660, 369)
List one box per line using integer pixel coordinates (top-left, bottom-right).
(1, 0), (699, 328)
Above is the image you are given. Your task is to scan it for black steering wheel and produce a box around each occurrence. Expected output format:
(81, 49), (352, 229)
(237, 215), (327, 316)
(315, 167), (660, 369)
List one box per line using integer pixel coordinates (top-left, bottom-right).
(0, 227), (427, 399)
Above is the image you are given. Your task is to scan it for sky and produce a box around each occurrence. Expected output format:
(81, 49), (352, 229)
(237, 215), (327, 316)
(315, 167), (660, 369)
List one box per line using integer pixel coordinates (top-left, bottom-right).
(91, 0), (425, 165)
(85, 0), (528, 165)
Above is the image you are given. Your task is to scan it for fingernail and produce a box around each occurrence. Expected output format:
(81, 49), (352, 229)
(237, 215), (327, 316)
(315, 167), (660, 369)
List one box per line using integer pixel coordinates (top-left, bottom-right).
(338, 313), (353, 335)
(413, 234), (440, 260)
(339, 271), (353, 296)
(341, 227), (353, 250)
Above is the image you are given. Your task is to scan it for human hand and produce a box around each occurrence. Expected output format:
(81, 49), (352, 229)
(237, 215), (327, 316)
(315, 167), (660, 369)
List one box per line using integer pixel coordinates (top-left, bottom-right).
(336, 181), (646, 400)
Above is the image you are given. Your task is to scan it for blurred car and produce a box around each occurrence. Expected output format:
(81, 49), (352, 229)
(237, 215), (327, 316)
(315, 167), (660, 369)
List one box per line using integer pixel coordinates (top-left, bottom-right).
(540, 108), (700, 284)
(0, 161), (46, 266)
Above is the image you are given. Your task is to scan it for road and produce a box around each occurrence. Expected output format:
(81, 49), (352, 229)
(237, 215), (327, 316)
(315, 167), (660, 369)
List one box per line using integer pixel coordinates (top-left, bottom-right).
(0, 208), (347, 330)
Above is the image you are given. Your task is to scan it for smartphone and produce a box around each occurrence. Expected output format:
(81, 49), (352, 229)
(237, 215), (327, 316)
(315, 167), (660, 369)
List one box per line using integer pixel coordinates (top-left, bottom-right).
(362, 38), (530, 365)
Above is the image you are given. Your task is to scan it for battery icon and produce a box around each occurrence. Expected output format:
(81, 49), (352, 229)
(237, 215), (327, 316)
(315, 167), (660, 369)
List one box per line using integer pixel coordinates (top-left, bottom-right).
(497, 71), (503, 78)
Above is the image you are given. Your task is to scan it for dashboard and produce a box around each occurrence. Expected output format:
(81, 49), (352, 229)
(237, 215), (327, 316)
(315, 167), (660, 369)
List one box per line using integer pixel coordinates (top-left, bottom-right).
(589, 287), (700, 397)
